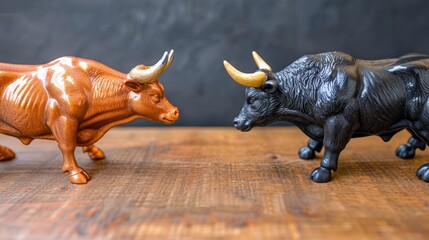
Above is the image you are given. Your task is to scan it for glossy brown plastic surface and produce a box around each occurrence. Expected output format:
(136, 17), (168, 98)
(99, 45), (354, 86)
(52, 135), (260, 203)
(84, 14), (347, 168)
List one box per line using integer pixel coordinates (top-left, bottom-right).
(0, 50), (179, 184)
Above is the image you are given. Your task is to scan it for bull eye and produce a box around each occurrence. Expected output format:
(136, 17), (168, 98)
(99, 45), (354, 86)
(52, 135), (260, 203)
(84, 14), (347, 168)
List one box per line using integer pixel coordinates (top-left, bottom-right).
(151, 94), (161, 103)
(246, 97), (255, 105)
(250, 100), (262, 111)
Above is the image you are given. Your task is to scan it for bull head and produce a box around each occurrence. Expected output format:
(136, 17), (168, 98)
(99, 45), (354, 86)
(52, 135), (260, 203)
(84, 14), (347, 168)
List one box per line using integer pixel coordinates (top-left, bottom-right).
(224, 52), (281, 131)
(125, 50), (179, 124)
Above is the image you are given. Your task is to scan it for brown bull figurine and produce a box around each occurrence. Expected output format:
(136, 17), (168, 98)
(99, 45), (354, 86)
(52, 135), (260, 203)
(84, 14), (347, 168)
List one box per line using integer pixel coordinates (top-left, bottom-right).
(0, 50), (179, 184)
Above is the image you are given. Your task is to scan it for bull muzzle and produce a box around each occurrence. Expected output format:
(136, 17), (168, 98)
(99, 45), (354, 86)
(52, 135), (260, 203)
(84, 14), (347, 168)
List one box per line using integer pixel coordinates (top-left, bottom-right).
(160, 107), (179, 124)
(233, 117), (252, 132)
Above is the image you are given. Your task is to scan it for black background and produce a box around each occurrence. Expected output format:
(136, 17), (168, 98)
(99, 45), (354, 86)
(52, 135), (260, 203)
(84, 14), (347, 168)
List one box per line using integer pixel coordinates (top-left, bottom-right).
(1, 0), (429, 126)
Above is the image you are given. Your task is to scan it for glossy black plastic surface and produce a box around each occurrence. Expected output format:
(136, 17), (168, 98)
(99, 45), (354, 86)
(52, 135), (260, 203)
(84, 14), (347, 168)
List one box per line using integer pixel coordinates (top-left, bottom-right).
(231, 52), (429, 183)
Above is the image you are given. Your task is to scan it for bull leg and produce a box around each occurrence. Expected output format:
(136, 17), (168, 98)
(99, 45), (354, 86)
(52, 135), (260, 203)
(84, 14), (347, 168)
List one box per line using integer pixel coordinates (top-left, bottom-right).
(48, 116), (90, 184)
(395, 130), (425, 159)
(82, 145), (105, 160)
(310, 115), (355, 183)
(0, 145), (15, 161)
(417, 164), (429, 182)
(407, 130), (429, 182)
(298, 139), (323, 160)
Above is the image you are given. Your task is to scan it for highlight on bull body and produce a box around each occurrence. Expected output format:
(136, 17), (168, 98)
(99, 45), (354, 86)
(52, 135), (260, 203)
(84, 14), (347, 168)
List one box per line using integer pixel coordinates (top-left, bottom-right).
(0, 50), (179, 184)
(224, 50), (429, 184)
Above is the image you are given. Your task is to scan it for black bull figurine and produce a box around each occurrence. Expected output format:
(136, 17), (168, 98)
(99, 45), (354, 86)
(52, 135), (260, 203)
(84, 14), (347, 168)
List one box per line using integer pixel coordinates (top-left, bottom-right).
(224, 51), (429, 183)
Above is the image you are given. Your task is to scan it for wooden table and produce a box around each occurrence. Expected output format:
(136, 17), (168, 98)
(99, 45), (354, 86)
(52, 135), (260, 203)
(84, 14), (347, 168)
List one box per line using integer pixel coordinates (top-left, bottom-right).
(0, 127), (428, 239)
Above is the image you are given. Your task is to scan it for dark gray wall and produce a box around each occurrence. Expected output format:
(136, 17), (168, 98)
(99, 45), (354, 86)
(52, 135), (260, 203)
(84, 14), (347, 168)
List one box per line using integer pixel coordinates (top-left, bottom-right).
(1, 0), (429, 126)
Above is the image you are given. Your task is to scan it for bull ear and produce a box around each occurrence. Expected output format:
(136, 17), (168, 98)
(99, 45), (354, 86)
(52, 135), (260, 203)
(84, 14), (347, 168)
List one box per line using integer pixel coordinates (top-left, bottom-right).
(261, 80), (278, 93)
(124, 79), (143, 92)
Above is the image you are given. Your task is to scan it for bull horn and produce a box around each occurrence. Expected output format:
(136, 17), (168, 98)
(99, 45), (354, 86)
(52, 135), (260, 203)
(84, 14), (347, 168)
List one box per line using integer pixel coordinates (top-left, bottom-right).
(223, 60), (267, 88)
(252, 51), (272, 72)
(164, 49), (174, 71)
(128, 50), (174, 83)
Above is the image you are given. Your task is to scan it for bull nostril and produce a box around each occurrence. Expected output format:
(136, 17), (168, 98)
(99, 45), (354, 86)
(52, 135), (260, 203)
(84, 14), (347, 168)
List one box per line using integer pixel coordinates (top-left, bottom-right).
(172, 109), (179, 116)
(233, 120), (239, 127)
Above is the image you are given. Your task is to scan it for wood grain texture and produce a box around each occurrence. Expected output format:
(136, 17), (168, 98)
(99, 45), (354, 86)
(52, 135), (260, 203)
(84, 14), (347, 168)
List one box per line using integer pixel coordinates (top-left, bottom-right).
(0, 127), (428, 239)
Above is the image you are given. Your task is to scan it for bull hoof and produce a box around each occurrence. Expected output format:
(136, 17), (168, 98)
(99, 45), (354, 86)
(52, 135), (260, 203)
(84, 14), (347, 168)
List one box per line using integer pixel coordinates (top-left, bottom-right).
(69, 168), (91, 184)
(0, 146), (15, 161)
(88, 149), (105, 160)
(310, 167), (332, 183)
(299, 146), (316, 160)
(395, 144), (415, 159)
(416, 163), (429, 182)
(83, 146), (105, 160)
